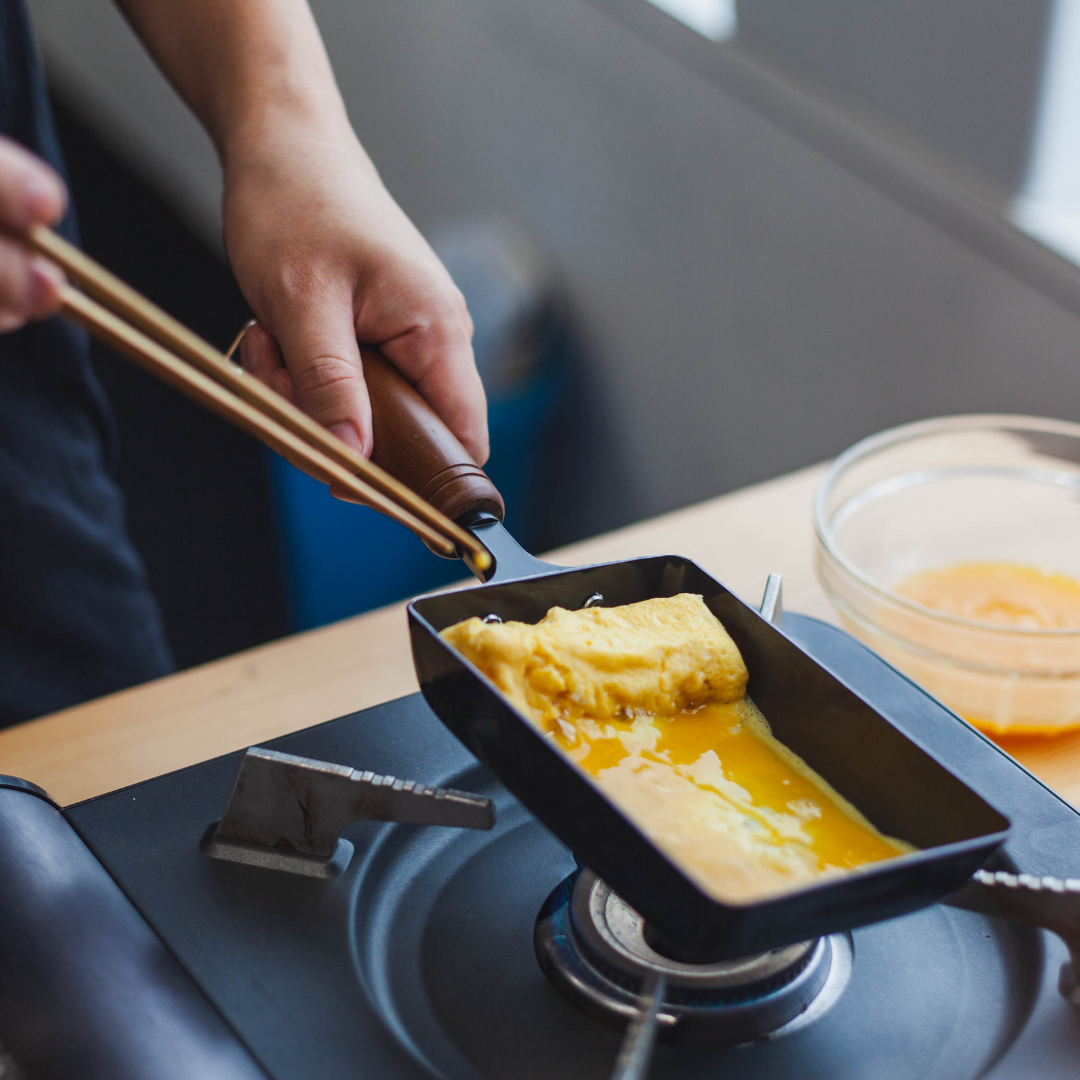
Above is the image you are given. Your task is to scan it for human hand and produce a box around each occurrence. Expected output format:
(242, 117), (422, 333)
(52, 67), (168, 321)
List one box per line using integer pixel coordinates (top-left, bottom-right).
(226, 120), (488, 466)
(0, 135), (66, 332)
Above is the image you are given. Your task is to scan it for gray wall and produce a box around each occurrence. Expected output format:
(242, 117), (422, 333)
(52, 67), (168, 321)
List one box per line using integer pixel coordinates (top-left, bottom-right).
(27, 0), (1080, 539)
(737, 0), (1054, 192)
(28, 0), (223, 244)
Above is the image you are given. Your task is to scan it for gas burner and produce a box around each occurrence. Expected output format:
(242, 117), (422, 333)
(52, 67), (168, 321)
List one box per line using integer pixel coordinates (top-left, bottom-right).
(534, 868), (852, 1046)
(46, 620), (1072, 1079)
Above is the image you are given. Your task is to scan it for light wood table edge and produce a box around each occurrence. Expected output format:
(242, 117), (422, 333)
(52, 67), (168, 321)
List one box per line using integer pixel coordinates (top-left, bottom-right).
(1, 462), (1078, 809)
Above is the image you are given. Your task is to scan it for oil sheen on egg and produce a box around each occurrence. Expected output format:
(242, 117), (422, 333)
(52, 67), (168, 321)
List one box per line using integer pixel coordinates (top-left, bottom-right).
(553, 695), (910, 902)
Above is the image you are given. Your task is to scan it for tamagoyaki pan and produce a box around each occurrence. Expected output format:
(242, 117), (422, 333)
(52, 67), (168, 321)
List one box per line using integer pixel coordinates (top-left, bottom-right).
(359, 353), (1009, 962)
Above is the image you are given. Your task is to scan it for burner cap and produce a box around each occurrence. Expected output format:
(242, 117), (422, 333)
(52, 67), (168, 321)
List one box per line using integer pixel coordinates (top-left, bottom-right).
(534, 869), (851, 1046)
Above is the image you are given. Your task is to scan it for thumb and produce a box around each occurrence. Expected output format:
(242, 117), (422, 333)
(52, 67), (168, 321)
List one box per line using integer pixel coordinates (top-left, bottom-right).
(268, 296), (372, 457)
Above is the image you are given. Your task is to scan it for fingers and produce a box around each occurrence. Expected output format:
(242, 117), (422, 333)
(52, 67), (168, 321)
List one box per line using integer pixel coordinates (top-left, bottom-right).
(237, 322), (297, 404)
(238, 304), (488, 488)
(381, 327), (489, 466)
(237, 278), (486, 468)
(0, 136), (66, 233)
(0, 242), (65, 331)
(374, 285), (490, 465)
(0, 137), (67, 331)
(255, 280), (373, 457)
(239, 320), (367, 503)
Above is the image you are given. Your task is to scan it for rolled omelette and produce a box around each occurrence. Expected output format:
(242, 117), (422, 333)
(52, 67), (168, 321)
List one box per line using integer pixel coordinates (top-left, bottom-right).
(442, 594), (911, 902)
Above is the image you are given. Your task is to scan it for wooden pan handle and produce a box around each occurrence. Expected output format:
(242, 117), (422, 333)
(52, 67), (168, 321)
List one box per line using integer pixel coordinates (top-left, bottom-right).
(361, 350), (505, 524)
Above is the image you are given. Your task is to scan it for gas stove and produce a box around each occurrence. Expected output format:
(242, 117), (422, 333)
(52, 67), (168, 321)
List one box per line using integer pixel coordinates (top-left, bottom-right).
(1, 613), (1079, 1079)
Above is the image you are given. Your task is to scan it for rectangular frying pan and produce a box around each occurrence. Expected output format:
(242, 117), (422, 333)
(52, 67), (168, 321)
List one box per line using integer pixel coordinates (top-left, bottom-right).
(362, 354), (1010, 962)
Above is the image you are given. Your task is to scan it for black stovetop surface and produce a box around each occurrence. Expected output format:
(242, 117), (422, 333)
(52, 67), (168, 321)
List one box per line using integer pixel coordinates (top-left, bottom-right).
(64, 615), (1080, 1079)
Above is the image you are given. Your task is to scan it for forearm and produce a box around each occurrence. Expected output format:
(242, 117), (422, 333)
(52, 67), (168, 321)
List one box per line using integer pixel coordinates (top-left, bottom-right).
(114, 0), (356, 168)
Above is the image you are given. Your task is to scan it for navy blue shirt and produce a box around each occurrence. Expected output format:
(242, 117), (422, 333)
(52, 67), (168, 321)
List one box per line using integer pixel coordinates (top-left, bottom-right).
(0, 0), (173, 725)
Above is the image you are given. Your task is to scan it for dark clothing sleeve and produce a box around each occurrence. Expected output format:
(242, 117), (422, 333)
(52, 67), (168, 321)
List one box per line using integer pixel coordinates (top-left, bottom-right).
(0, 0), (175, 726)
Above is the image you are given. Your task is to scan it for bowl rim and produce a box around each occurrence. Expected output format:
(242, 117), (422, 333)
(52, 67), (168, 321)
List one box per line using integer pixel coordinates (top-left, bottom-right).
(813, 413), (1080, 639)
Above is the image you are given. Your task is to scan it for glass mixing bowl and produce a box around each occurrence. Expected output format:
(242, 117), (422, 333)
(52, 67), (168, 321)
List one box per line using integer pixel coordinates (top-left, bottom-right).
(813, 415), (1080, 735)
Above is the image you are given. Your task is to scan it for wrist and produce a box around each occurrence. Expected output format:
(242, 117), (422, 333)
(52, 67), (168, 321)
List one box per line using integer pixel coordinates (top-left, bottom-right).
(219, 89), (356, 173)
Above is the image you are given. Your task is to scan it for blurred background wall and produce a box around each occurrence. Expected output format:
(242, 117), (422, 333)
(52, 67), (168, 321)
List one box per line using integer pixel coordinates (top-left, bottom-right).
(22, 0), (1080, 666)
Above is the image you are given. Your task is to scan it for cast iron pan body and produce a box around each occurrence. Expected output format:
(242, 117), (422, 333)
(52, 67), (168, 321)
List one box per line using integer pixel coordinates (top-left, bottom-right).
(408, 515), (1009, 961)
(363, 354), (1011, 962)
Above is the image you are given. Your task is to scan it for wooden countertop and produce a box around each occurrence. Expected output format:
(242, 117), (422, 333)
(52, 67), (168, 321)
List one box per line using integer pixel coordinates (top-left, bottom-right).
(2, 463), (1079, 808)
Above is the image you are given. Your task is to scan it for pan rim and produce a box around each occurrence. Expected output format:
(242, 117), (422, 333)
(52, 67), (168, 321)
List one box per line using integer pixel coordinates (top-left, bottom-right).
(408, 558), (1011, 920)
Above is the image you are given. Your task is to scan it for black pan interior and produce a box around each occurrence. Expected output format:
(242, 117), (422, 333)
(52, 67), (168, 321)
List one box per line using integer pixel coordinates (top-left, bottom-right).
(414, 555), (1009, 857)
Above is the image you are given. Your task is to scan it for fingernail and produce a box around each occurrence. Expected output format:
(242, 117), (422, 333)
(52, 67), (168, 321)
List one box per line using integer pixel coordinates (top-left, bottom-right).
(29, 256), (64, 313)
(330, 422), (369, 458)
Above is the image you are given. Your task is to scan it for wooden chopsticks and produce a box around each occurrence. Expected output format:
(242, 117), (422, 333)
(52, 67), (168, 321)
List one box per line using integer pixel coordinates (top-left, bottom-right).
(26, 226), (491, 569)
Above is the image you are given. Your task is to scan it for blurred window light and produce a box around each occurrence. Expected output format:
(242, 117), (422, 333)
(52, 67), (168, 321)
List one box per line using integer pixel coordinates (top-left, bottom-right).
(1022, 0), (1080, 203)
(645, 0), (737, 41)
(1012, 0), (1080, 263)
